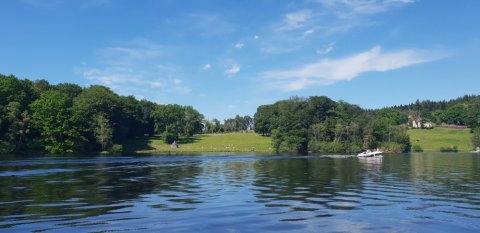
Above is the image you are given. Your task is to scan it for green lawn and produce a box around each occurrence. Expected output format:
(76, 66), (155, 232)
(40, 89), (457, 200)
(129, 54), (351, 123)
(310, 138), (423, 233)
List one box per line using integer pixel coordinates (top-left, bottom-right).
(125, 128), (473, 154)
(408, 128), (473, 152)
(124, 132), (273, 154)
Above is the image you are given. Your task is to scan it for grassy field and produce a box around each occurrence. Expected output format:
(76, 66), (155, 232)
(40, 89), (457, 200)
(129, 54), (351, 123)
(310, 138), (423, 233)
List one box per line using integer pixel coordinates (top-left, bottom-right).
(125, 128), (474, 154)
(408, 128), (473, 152)
(124, 132), (273, 154)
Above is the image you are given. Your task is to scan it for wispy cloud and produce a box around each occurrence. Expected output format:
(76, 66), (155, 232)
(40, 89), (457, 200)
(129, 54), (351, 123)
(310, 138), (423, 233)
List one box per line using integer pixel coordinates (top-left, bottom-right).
(261, 46), (446, 91)
(316, 42), (336, 56)
(318, 0), (415, 17)
(225, 64), (241, 76)
(186, 14), (235, 36)
(261, 0), (414, 54)
(234, 43), (244, 49)
(98, 42), (162, 66)
(281, 10), (312, 30)
(82, 40), (191, 98)
(84, 68), (163, 88)
(202, 63), (212, 70)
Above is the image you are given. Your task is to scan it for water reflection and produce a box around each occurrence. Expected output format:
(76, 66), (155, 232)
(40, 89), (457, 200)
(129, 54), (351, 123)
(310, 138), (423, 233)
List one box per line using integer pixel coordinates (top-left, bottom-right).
(0, 154), (479, 232)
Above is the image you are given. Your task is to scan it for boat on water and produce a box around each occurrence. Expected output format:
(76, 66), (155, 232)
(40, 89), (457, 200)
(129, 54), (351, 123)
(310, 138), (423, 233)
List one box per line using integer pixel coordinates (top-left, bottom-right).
(473, 147), (480, 153)
(357, 149), (383, 157)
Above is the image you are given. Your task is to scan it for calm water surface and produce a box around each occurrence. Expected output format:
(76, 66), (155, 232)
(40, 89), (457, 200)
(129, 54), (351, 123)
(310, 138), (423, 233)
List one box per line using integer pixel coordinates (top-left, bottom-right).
(1, 153), (480, 232)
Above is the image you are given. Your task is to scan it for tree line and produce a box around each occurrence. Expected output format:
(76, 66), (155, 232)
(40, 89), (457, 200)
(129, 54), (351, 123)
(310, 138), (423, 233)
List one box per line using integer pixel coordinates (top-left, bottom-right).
(3, 73), (479, 155)
(254, 95), (480, 153)
(0, 74), (258, 155)
(254, 96), (411, 153)
(391, 95), (480, 128)
(202, 115), (253, 134)
(0, 74), (205, 154)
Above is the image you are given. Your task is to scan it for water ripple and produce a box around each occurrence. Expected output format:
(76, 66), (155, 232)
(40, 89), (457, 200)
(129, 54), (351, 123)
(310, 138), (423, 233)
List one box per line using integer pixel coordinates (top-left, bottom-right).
(0, 154), (480, 232)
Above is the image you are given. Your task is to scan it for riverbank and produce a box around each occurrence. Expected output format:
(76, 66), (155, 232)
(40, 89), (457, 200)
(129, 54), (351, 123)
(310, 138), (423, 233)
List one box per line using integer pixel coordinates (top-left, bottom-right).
(407, 128), (473, 152)
(124, 132), (273, 154)
(124, 128), (473, 154)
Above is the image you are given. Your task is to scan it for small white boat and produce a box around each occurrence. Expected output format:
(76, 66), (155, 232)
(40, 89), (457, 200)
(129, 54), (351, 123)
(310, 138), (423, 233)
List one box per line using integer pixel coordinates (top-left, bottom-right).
(357, 150), (383, 157)
(473, 147), (480, 153)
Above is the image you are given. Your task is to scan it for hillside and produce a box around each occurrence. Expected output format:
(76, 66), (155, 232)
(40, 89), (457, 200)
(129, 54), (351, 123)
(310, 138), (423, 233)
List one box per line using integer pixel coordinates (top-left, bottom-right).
(126, 128), (475, 154)
(124, 132), (273, 154)
(408, 128), (473, 152)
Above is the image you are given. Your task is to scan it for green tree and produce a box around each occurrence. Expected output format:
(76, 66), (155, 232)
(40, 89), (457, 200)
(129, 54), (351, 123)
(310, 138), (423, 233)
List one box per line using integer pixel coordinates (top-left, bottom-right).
(212, 118), (221, 133)
(31, 90), (85, 154)
(119, 95), (144, 139)
(472, 128), (480, 149)
(183, 106), (204, 136)
(139, 99), (156, 136)
(254, 105), (277, 136)
(203, 119), (213, 133)
(0, 75), (36, 154)
(152, 104), (185, 135)
(163, 125), (179, 144)
(73, 85), (124, 147)
(52, 83), (83, 100)
(93, 114), (113, 151)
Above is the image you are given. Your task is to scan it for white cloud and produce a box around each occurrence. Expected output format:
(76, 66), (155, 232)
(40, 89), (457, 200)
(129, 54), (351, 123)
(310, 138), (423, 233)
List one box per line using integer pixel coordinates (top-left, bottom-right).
(259, 0), (414, 55)
(300, 28), (315, 39)
(99, 45), (162, 66)
(304, 29), (315, 35)
(225, 64), (241, 76)
(260, 46), (296, 54)
(254, 35), (260, 40)
(261, 46), (446, 91)
(316, 42), (336, 55)
(318, 0), (415, 17)
(173, 79), (182, 85)
(155, 64), (179, 71)
(234, 43), (244, 49)
(202, 63), (212, 70)
(83, 68), (164, 88)
(281, 10), (312, 30)
(227, 104), (237, 110)
(172, 86), (191, 94)
(83, 40), (191, 96)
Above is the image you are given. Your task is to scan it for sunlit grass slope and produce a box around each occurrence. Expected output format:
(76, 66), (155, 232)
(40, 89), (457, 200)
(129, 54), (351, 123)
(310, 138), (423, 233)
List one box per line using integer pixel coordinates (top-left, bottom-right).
(125, 132), (273, 154)
(408, 128), (473, 152)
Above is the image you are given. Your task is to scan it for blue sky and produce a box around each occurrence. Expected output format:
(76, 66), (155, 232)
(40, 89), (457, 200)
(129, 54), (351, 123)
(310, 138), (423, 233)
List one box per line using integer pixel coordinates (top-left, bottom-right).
(1, 0), (479, 120)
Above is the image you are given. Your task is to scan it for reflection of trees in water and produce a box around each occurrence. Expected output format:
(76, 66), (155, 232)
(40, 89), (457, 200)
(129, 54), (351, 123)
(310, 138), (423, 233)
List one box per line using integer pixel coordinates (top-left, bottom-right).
(251, 157), (363, 209)
(0, 159), (203, 226)
(370, 154), (480, 202)
(407, 154), (480, 197)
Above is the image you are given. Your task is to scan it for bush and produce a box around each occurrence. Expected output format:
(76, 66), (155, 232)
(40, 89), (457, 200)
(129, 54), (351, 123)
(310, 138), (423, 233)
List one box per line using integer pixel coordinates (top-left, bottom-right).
(348, 144), (362, 153)
(440, 146), (458, 152)
(381, 142), (407, 153)
(109, 144), (123, 154)
(162, 131), (179, 144)
(412, 144), (423, 152)
(318, 142), (347, 153)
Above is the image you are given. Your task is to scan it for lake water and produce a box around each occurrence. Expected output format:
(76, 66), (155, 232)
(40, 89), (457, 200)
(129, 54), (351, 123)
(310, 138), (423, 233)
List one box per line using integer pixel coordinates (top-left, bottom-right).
(1, 153), (479, 232)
